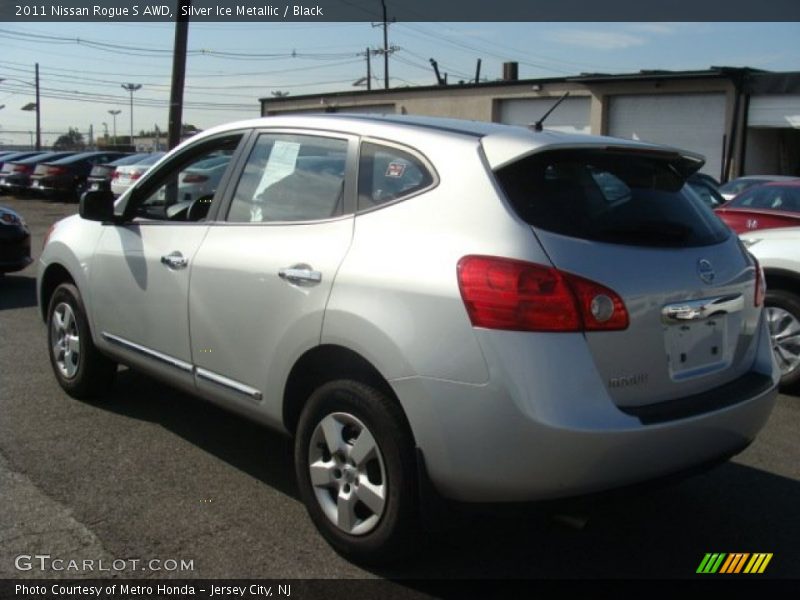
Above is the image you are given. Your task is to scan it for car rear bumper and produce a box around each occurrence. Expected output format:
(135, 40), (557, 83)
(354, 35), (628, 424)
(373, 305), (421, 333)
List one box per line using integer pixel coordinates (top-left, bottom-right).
(0, 176), (31, 194)
(30, 177), (72, 195)
(0, 234), (32, 273)
(392, 321), (779, 503)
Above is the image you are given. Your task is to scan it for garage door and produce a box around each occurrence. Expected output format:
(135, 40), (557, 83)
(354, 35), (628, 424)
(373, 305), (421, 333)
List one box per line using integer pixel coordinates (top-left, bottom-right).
(498, 96), (591, 133)
(608, 94), (726, 178)
(748, 95), (800, 128)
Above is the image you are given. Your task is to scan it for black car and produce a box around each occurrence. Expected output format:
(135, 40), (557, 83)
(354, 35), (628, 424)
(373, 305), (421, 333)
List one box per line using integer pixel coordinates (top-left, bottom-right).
(30, 151), (128, 200)
(0, 205), (32, 274)
(0, 152), (75, 196)
(84, 152), (144, 193)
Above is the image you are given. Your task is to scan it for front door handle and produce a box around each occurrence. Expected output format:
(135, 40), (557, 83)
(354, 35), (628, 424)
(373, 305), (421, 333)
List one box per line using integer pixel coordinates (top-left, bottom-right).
(161, 251), (189, 270)
(279, 264), (322, 285)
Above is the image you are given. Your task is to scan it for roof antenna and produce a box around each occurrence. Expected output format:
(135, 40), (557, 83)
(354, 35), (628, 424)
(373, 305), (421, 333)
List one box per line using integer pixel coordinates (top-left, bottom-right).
(531, 91), (570, 132)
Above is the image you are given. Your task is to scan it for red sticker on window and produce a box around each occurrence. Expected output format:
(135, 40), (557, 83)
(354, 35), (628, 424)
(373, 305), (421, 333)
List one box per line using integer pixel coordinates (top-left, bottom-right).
(385, 162), (406, 178)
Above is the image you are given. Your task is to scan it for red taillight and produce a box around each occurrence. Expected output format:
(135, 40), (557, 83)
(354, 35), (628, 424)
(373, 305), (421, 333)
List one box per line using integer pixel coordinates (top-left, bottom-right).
(182, 173), (208, 184)
(457, 255), (629, 332)
(12, 164), (30, 173)
(130, 170), (144, 181)
(754, 257), (765, 307)
(47, 166), (68, 176)
(111, 171), (120, 180)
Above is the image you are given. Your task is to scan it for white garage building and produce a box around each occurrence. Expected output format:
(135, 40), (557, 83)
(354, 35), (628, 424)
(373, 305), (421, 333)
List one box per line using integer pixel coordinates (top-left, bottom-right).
(260, 67), (800, 181)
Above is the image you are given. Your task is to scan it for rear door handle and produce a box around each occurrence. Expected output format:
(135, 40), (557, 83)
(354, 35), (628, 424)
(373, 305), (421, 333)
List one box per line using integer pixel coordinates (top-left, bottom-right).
(279, 264), (322, 285)
(161, 251), (189, 270)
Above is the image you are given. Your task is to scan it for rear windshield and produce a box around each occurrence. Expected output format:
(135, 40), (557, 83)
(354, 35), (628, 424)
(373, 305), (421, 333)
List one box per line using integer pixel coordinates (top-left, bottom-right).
(495, 149), (730, 247)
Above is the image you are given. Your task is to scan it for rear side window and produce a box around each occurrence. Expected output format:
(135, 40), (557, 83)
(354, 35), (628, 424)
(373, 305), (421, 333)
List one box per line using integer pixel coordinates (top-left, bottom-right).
(495, 149), (730, 247)
(357, 142), (434, 211)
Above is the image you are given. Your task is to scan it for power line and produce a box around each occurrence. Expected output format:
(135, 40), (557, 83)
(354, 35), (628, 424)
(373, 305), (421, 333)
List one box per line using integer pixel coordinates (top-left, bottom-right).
(0, 29), (362, 61)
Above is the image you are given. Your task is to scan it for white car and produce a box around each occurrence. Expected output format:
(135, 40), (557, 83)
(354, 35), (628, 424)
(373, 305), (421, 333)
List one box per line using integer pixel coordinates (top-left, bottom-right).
(176, 154), (232, 203)
(741, 227), (800, 389)
(110, 152), (165, 197)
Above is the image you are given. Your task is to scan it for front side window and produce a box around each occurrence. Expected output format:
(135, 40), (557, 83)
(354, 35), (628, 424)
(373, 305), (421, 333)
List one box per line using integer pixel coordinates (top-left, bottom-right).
(357, 142), (434, 211)
(135, 135), (241, 222)
(227, 133), (348, 223)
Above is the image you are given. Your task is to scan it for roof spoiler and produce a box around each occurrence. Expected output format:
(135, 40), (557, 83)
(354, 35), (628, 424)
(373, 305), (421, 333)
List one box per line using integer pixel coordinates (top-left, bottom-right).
(603, 145), (706, 178)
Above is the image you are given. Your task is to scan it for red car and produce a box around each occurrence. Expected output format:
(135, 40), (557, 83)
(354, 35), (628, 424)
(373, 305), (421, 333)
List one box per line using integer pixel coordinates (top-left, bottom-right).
(715, 180), (800, 233)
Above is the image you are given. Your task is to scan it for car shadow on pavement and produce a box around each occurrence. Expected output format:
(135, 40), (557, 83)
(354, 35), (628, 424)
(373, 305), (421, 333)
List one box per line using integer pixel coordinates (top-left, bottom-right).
(91, 368), (799, 580)
(376, 460), (800, 581)
(97, 368), (299, 500)
(0, 275), (37, 310)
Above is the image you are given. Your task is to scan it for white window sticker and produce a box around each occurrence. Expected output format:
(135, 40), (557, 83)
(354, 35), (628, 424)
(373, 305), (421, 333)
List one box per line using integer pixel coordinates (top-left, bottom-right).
(253, 141), (301, 199)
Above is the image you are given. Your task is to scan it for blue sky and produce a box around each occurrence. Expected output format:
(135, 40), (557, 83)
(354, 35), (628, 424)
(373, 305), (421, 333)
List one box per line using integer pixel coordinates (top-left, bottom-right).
(1, 21), (799, 147)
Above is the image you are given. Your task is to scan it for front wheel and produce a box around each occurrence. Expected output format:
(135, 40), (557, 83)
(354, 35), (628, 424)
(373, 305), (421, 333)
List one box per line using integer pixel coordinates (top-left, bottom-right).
(47, 283), (116, 398)
(765, 289), (800, 390)
(294, 380), (418, 564)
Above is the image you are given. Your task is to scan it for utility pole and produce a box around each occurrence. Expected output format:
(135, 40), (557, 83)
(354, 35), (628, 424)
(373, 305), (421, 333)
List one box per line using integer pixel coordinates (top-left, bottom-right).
(474, 59), (482, 84)
(168, 0), (191, 150)
(365, 47), (372, 91)
(381, 0), (389, 89)
(121, 83), (141, 146)
(34, 63), (41, 150)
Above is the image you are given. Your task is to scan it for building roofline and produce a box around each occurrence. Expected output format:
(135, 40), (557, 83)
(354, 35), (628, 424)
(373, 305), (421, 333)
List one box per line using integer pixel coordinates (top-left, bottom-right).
(259, 66), (794, 105)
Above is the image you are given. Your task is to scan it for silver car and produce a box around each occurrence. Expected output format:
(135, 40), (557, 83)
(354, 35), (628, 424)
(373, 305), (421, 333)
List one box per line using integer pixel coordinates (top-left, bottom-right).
(38, 114), (778, 563)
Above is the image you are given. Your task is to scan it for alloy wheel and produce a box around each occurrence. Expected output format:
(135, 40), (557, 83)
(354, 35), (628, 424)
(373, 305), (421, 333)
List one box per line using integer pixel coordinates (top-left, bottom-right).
(51, 302), (81, 379)
(308, 412), (387, 536)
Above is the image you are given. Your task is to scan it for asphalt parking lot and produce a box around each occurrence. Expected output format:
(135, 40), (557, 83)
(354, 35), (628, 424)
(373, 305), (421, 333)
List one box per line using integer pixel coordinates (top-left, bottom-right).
(1, 194), (799, 585)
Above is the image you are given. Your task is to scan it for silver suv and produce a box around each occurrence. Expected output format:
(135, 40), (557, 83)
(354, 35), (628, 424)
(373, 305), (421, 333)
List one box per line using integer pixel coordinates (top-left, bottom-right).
(38, 115), (778, 563)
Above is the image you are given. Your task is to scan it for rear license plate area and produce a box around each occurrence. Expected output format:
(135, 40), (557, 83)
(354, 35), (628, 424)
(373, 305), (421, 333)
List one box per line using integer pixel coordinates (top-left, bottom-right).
(665, 317), (726, 380)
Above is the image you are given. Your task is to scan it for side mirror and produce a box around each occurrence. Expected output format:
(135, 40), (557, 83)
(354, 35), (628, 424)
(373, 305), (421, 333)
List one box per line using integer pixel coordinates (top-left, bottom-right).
(79, 190), (116, 222)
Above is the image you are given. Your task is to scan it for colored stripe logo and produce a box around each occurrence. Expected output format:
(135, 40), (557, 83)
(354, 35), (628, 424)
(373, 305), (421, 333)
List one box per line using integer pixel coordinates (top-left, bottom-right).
(697, 553), (773, 574)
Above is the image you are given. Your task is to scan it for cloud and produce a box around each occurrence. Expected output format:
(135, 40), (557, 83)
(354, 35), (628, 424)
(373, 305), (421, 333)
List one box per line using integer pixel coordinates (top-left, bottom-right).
(547, 29), (646, 50)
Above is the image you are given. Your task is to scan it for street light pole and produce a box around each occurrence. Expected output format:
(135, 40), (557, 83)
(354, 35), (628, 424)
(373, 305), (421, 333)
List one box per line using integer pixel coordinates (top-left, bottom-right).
(108, 109), (121, 145)
(120, 83), (141, 147)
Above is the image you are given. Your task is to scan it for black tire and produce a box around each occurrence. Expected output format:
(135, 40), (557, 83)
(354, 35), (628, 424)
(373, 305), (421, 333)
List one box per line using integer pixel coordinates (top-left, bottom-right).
(47, 282), (116, 399)
(294, 380), (418, 564)
(765, 289), (800, 390)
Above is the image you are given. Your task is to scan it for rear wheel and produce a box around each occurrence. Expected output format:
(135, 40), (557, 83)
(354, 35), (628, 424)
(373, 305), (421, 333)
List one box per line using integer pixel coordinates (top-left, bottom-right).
(47, 283), (116, 398)
(294, 380), (418, 564)
(765, 289), (800, 390)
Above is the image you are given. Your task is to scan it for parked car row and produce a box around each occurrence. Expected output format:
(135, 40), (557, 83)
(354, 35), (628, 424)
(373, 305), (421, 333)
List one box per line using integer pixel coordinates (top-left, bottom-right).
(0, 150), (166, 201)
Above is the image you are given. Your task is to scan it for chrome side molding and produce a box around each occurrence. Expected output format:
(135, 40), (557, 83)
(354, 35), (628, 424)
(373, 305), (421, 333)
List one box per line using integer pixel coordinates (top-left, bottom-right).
(101, 332), (262, 401)
(102, 332), (194, 373)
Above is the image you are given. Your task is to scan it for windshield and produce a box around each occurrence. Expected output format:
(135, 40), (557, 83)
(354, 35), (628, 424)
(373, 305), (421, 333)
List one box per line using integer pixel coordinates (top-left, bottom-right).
(727, 185), (800, 212)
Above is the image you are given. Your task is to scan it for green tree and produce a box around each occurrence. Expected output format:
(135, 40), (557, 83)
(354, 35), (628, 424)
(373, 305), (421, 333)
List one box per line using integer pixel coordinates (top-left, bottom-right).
(53, 128), (86, 150)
